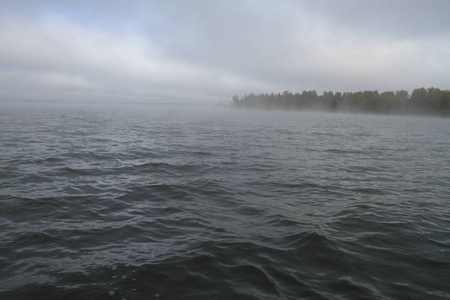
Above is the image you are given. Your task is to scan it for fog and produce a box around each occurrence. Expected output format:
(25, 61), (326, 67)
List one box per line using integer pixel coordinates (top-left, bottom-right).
(0, 0), (449, 103)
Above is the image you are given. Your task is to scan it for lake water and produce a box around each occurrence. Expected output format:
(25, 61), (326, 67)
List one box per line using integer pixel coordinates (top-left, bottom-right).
(1, 101), (449, 299)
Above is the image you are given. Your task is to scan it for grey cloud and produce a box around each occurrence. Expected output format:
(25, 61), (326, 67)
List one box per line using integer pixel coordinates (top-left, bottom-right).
(305, 0), (450, 38)
(0, 0), (449, 103)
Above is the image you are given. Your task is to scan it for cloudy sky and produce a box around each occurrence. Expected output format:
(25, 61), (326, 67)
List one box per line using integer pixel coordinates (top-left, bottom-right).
(0, 0), (449, 103)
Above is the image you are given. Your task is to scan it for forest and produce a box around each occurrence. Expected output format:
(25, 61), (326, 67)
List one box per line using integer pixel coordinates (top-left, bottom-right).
(231, 88), (450, 116)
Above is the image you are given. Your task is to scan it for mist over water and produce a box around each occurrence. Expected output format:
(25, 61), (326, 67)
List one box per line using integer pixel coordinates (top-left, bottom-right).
(1, 101), (449, 299)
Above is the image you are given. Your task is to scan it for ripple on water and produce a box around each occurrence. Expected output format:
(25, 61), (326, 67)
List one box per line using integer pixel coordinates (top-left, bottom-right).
(1, 104), (450, 299)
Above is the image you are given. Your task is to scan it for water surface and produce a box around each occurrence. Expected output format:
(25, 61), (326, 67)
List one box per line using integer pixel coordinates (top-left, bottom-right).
(1, 101), (449, 299)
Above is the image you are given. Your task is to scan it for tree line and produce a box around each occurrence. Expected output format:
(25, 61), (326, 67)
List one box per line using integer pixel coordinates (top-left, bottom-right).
(231, 88), (450, 116)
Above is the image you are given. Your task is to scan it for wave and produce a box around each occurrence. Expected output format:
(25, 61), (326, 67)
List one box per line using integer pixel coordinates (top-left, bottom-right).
(2, 104), (450, 299)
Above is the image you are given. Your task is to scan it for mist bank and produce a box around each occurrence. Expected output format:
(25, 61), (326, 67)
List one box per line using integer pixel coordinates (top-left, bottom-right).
(231, 88), (450, 116)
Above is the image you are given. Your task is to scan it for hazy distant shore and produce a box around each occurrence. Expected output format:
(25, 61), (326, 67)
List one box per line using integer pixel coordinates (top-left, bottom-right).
(232, 87), (450, 117)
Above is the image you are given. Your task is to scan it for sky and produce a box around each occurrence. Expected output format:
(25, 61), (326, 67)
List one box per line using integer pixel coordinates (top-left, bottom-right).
(0, 0), (449, 103)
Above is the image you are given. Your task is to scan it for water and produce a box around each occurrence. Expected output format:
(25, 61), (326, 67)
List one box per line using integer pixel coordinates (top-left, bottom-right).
(1, 101), (449, 299)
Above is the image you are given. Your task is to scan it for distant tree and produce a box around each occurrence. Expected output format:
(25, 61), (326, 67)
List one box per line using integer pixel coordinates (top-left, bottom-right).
(440, 90), (450, 113)
(365, 90), (380, 113)
(353, 91), (367, 112)
(380, 91), (396, 113)
(395, 90), (409, 112)
(232, 87), (449, 116)
(410, 87), (428, 112)
(332, 92), (342, 112)
(322, 91), (334, 111)
(427, 88), (442, 112)
(232, 95), (239, 106)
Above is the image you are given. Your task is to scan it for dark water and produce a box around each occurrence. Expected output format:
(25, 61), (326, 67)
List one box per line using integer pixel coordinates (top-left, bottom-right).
(1, 101), (449, 300)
